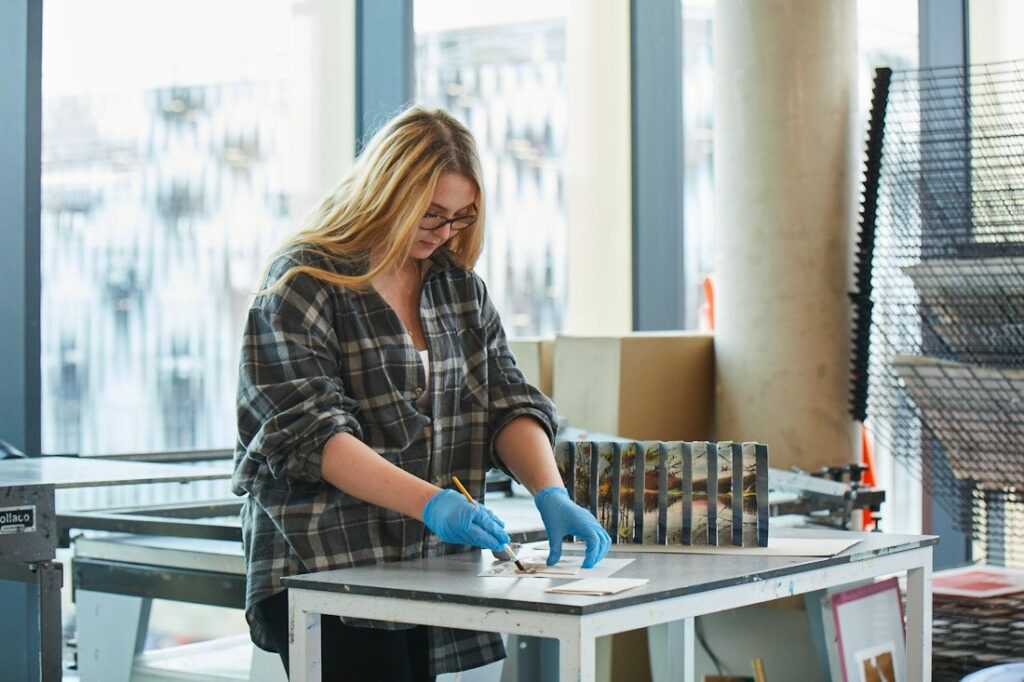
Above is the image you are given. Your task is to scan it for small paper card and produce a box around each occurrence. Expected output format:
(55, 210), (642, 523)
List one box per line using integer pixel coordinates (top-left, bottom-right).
(547, 577), (649, 596)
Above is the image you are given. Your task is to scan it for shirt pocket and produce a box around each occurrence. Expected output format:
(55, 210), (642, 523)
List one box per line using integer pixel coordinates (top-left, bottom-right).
(370, 397), (431, 457)
(344, 336), (420, 433)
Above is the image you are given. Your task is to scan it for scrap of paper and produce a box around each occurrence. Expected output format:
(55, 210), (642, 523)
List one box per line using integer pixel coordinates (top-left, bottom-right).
(479, 557), (581, 578)
(478, 546), (634, 578)
(547, 577), (649, 596)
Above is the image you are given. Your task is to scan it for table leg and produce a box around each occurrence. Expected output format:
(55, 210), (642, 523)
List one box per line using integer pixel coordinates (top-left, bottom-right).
(289, 592), (322, 682)
(558, 627), (596, 681)
(905, 551), (933, 682)
(681, 618), (695, 682)
(37, 561), (64, 682)
(648, 619), (695, 682)
(76, 589), (151, 682)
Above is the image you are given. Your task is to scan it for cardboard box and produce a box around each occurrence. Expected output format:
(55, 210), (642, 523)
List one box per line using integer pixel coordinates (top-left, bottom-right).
(507, 337), (555, 397)
(553, 332), (714, 441)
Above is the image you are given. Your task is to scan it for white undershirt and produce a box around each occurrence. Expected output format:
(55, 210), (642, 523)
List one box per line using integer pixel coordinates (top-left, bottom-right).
(418, 349), (429, 390)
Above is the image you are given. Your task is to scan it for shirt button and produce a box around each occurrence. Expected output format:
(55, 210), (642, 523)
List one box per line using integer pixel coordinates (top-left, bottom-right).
(413, 387), (424, 396)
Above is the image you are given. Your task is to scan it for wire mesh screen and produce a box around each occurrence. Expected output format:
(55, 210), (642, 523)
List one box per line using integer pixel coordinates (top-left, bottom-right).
(854, 61), (1024, 567)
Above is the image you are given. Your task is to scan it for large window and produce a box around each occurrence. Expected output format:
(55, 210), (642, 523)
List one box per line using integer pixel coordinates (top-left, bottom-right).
(681, 1), (715, 330)
(40, 0), (349, 455)
(414, 0), (569, 337)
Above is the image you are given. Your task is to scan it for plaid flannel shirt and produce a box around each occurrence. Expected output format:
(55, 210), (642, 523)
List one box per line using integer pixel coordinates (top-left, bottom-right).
(232, 245), (557, 675)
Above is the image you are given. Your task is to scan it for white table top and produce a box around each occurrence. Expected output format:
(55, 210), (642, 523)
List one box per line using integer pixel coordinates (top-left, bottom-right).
(283, 528), (937, 616)
(0, 456), (231, 489)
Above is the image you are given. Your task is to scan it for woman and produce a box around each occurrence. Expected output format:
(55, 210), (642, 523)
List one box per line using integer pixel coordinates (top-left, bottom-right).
(233, 106), (610, 681)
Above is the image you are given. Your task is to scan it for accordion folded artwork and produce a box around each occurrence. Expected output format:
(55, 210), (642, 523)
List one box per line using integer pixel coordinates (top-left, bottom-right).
(553, 441), (769, 547)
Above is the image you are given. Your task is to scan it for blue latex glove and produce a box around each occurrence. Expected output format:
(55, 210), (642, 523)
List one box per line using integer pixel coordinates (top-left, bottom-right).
(422, 489), (511, 552)
(534, 487), (611, 568)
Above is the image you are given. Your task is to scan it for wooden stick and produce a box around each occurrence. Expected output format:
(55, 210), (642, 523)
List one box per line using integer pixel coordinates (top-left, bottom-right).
(753, 657), (767, 682)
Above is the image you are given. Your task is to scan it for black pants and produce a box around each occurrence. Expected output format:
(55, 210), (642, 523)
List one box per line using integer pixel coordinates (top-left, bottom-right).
(258, 589), (435, 682)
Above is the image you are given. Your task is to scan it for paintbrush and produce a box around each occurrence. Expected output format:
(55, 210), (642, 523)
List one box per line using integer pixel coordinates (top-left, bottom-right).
(450, 475), (525, 571)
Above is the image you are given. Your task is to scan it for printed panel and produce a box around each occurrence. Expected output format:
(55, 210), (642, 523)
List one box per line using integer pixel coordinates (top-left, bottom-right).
(755, 442), (769, 547)
(596, 442), (617, 539)
(740, 442), (759, 546)
(617, 442), (637, 544)
(665, 440), (684, 544)
(573, 441), (593, 514)
(691, 441), (710, 546)
(716, 441), (733, 546)
(641, 440), (662, 543)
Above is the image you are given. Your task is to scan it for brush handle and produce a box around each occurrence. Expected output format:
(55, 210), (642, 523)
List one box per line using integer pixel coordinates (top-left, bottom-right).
(451, 476), (521, 565)
(450, 475), (477, 505)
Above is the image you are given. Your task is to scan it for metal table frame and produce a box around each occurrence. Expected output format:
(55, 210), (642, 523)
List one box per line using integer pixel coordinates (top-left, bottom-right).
(285, 532), (935, 682)
(0, 455), (231, 682)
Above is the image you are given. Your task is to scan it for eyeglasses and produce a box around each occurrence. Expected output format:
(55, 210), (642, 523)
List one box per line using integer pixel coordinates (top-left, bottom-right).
(419, 212), (478, 232)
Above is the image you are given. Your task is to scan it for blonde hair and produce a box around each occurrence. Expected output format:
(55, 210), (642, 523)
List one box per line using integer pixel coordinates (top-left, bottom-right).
(263, 106), (485, 292)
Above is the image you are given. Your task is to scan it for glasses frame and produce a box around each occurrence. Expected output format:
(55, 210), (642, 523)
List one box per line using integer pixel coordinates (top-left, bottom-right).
(419, 212), (478, 232)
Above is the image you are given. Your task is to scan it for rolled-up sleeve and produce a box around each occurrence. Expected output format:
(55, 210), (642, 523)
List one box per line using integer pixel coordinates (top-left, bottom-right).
(236, 265), (362, 485)
(472, 275), (559, 469)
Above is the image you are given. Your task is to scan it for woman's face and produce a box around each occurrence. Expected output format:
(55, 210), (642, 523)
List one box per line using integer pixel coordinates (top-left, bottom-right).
(410, 173), (477, 260)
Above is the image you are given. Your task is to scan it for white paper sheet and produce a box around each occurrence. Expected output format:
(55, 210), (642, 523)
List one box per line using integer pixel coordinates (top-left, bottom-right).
(478, 546), (634, 578)
(478, 556), (581, 578)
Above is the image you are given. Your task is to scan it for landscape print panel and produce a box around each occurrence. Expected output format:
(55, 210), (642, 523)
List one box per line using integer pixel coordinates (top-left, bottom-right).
(596, 442), (617, 539)
(755, 442), (769, 547)
(573, 441), (593, 513)
(740, 442), (759, 546)
(641, 441), (662, 543)
(550, 439), (770, 547)
(665, 440), (684, 544)
(716, 441), (734, 546)
(690, 441), (710, 545)
(554, 441), (574, 500)
(617, 442), (637, 544)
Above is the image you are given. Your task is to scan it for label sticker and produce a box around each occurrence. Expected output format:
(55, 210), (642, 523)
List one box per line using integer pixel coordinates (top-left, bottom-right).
(0, 506), (36, 534)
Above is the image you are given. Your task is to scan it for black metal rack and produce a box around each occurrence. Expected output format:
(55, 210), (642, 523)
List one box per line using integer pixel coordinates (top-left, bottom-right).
(851, 61), (1024, 567)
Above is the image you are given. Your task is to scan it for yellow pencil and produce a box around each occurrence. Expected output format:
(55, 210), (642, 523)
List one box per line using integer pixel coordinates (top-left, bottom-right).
(451, 475), (525, 571)
(753, 657), (767, 682)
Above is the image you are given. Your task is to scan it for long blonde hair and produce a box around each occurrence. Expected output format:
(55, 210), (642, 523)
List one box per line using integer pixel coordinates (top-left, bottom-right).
(264, 106), (486, 292)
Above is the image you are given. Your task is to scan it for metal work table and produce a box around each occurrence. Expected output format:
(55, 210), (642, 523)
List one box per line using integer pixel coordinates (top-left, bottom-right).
(0, 456), (231, 682)
(284, 528), (937, 682)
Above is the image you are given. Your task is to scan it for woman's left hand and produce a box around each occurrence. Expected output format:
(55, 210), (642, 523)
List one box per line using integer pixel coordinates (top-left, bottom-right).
(533, 487), (611, 568)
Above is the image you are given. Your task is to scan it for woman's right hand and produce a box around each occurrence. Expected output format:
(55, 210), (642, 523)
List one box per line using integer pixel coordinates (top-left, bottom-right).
(422, 489), (511, 551)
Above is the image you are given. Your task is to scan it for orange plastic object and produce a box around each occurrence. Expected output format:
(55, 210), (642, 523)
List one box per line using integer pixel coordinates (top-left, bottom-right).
(700, 274), (716, 331)
(860, 423), (878, 529)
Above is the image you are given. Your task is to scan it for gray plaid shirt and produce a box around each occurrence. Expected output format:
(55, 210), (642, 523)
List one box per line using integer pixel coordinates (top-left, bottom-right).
(232, 246), (557, 675)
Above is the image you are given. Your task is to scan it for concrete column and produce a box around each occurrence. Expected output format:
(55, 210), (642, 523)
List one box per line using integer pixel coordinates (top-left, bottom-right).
(713, 0), (858, 470)
(565, 0), (632, 335)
